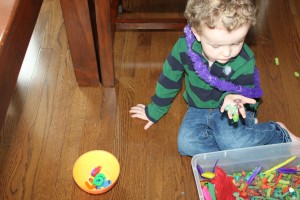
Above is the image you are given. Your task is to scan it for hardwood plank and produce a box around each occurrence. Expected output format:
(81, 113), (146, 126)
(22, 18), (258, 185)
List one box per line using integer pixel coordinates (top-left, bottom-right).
(55, 179), (75, 200)
(0, 0), (43, 129)
(57, 87), (89, 180)
(0, 0), (59, 146)
(0, 48), (53, 199)
(41, 0), (66, 49)
(260, 0), (300, 133)
(30, 50), (77, 199)
(289, 0), (300, 44)
(0, 7), (78, 195)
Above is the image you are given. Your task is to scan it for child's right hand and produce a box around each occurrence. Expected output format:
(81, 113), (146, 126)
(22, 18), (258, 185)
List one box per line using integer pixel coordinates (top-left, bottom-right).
(129, 104), (154, 130)
(220, 94), (256, 119)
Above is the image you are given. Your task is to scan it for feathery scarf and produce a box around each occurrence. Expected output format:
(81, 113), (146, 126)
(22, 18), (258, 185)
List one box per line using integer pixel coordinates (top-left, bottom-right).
(184, 25), (263, 98)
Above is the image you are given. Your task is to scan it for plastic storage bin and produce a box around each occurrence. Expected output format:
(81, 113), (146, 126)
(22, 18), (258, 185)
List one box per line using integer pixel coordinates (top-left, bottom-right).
(191, 142), (300, 200)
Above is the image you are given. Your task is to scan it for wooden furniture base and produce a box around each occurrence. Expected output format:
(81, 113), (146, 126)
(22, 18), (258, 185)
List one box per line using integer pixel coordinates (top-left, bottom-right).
(62, 0), (186, 87)
(0, 0), (186, 129)
(0, 0), (43, 129)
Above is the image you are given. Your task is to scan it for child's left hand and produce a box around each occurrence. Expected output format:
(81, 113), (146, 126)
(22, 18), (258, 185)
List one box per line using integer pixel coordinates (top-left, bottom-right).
(220, 94), (256, 120)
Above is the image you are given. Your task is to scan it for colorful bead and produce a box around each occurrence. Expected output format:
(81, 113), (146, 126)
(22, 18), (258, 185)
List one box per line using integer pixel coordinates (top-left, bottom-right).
(201, 172), (215, 179)
(275, 57), (279, 65)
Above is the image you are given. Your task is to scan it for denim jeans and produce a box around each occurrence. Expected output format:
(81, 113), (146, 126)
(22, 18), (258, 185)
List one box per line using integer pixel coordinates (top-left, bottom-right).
(178, 107), (292, 156)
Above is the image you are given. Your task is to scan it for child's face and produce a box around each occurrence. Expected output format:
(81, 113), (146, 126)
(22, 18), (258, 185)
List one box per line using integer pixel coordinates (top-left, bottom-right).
(192, 24), (250, 64)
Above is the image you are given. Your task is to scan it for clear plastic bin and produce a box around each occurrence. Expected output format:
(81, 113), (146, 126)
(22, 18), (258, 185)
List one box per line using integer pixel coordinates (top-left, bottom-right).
(191, 142), (300, 200)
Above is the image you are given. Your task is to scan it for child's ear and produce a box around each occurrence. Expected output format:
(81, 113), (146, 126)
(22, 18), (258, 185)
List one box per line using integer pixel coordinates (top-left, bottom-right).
(191, 28), (201, 41)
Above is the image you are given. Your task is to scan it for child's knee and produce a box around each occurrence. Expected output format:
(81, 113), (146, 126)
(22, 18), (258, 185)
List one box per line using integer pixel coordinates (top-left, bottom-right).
(177, 135), (192, 156)
(177, 135), (203, 156)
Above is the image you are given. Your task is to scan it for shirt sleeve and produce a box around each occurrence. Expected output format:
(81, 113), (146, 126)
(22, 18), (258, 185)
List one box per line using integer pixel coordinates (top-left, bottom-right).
(145, 39), (185, 123)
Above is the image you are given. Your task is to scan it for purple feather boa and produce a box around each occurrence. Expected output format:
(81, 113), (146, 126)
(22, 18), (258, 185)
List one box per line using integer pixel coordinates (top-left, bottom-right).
(184, 25), (263, 98)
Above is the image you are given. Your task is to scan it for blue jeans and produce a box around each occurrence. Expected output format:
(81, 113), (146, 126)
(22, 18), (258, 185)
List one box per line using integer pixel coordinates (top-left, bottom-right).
(178, 107), (292, 156)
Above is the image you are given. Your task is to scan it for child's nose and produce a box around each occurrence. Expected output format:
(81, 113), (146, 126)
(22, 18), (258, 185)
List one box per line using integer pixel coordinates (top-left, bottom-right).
(222, 46), (231, 57)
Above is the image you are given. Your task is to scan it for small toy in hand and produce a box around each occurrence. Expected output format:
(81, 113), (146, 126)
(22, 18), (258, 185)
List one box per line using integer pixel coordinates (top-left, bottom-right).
(225, 99), (243, 123)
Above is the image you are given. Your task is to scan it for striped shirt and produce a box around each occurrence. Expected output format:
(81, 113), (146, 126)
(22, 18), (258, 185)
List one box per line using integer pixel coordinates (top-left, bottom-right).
(145, 36), (258, 123)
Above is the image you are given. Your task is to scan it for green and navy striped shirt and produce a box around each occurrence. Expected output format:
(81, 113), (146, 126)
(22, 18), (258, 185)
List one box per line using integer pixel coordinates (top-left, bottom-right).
(145, 36), (258, 123)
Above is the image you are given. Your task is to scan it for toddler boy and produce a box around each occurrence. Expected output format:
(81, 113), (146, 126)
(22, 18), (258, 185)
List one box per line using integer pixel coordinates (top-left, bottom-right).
(130, 0), (298, 156)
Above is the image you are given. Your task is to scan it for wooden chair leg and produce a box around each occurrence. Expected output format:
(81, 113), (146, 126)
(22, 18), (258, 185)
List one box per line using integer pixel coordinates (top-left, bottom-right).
(60, 0), (101, 86)
(64, 0), (185, 87)
(94, 0), (115, 87)
(111, 0), (119, 41)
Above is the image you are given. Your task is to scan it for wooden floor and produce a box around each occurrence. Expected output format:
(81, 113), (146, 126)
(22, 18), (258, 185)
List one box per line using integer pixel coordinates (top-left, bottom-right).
(0, 0), (300, 199)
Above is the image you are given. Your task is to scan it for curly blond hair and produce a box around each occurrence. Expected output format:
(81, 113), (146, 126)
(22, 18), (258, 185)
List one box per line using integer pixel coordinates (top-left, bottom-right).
(184, 0), (257, 33)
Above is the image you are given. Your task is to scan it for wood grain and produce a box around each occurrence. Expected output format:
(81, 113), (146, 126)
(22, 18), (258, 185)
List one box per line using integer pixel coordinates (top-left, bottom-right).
(0, 0), (43, 134)
(59, 0), (101, 86)
(0, 0), (299, 199)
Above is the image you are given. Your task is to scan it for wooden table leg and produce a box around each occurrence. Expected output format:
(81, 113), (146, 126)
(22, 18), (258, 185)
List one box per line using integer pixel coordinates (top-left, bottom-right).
(60, 0), (101, 86)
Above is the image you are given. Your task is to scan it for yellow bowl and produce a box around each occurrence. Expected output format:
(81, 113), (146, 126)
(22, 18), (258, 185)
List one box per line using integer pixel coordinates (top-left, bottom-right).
(73, 150), (120, 194)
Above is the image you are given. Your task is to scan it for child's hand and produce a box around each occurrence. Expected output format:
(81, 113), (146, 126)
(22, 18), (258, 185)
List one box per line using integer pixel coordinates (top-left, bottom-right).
(220, 94), (256, 120)
(129, 104), (154, 130)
